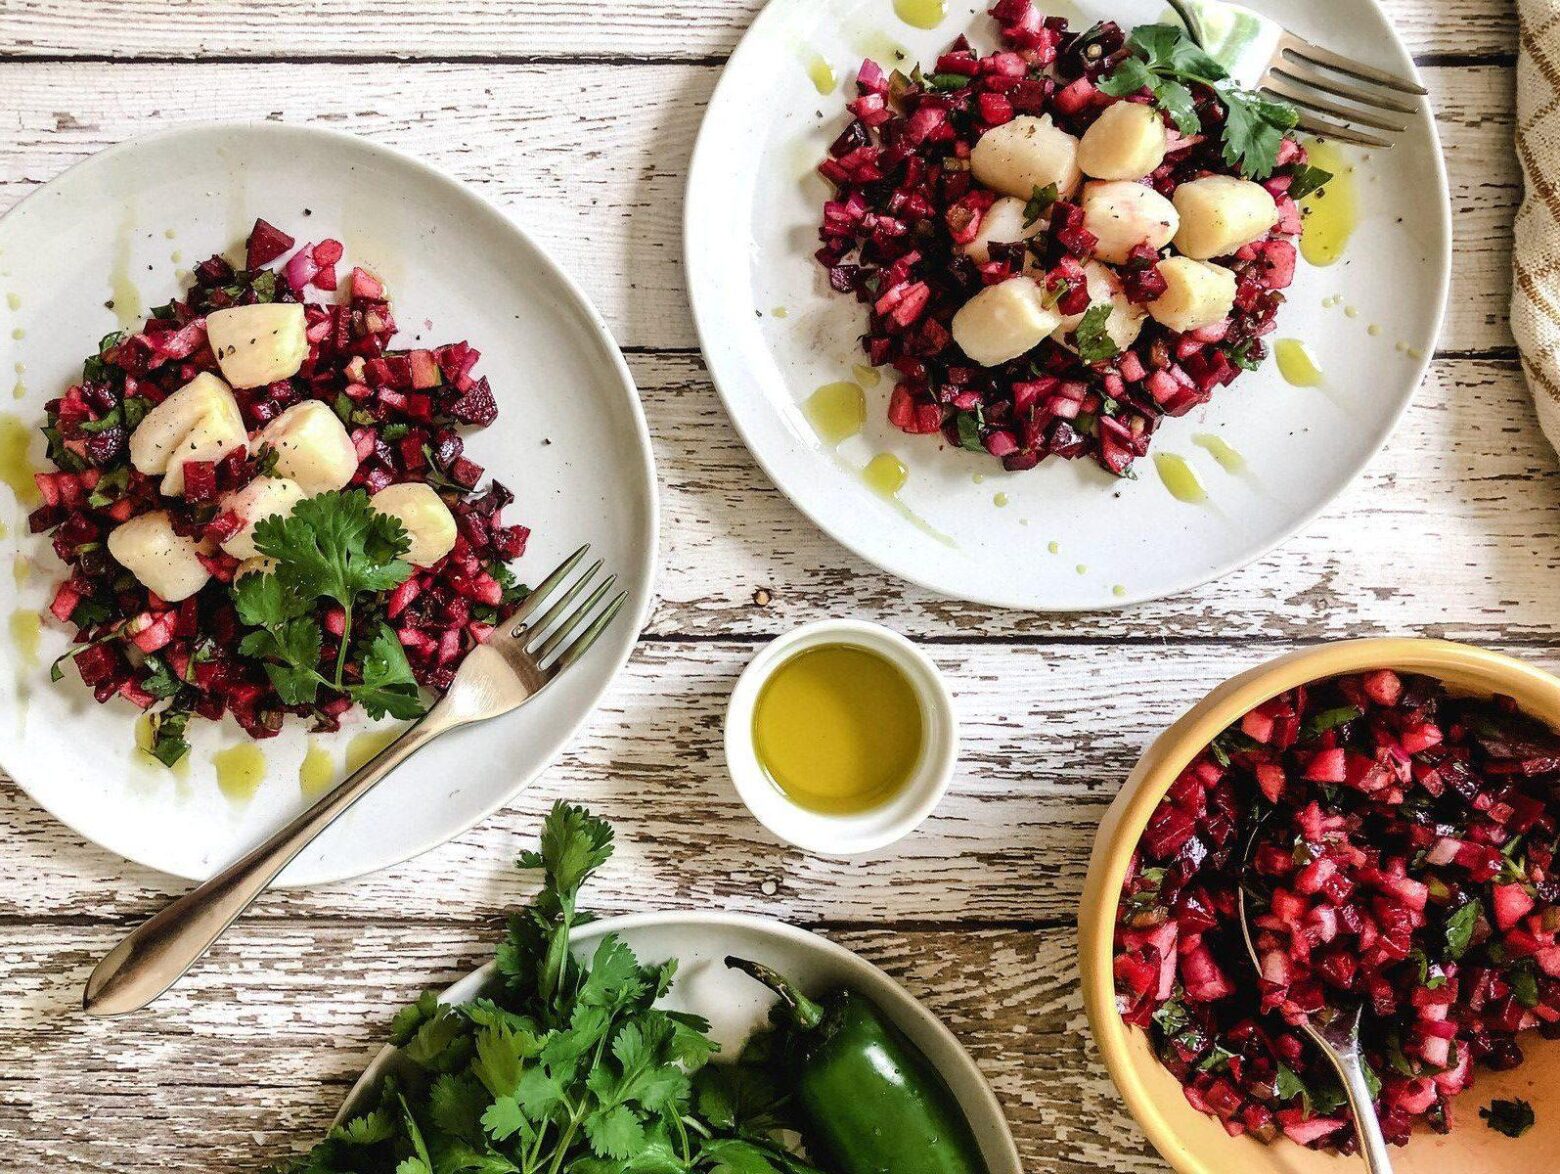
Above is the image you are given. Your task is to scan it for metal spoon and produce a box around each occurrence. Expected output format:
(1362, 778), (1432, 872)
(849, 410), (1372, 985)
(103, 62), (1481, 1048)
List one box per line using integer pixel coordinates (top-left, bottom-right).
(1239, 824), (1395, 1171)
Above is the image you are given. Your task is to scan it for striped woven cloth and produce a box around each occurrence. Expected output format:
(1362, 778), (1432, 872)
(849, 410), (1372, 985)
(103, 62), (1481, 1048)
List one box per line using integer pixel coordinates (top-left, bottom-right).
(1515, 0), (1560, 445)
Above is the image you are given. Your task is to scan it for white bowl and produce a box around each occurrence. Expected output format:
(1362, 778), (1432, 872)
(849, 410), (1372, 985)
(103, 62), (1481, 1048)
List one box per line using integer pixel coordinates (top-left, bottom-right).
(723, 619), (958, 855)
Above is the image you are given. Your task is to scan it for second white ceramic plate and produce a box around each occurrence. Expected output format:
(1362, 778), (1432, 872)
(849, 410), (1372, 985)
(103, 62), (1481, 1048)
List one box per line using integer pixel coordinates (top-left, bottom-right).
(335, 911), (1023, 1173)
(0, 123), (658, 885)
(686, 0), (1449, 610)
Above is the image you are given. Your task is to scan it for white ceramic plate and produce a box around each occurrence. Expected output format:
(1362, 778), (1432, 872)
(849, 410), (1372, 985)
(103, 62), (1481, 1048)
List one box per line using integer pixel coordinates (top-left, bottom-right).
(686, 0), (1450, 610)
(0, 123), (658, 885)
(335, 911), (1023, 1173)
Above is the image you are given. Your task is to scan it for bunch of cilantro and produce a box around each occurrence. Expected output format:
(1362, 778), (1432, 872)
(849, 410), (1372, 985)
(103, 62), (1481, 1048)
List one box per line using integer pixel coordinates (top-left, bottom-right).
(233, 488), (426, 723)
(1100, 24), (1329, 184)
(272, 803), (826, 1174)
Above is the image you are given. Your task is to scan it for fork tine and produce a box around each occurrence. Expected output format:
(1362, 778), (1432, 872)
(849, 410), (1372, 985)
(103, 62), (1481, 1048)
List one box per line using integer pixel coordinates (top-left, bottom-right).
(552, 591), (629, 672)
(520, 559), (602, 639)
(1281, 34), (1426, 97)
(509, 544), (590, 627)
(1289, 112), (1393, 150)
(1272, 62), (1419, 118)
(1261, 77), (1407, 134)
(534, 574), (617, 662)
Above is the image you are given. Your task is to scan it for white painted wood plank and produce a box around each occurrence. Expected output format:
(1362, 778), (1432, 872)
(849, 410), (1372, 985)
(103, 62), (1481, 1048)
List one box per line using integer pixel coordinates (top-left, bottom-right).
(0, 920), (1163, 1172)
(8, 641), (1560, 926)
(632, 355), (1560, 640)
(0, 62), (1517, 353)
(0, 0), (1515, 61)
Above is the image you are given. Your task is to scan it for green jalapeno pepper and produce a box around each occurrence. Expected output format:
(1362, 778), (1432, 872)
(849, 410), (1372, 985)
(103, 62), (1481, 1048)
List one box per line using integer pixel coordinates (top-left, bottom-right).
(726, 956), (991, 1174)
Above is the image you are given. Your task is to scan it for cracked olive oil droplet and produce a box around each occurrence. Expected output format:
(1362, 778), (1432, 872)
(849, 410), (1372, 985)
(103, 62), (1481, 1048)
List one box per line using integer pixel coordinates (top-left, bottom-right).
(212, 743), (266, 804)
(1154, 453), (1208, 504)
(804, 381), (865, 446)
(894, 0), (947, 30)
(1300, 140), (1358, 267)
(753, 644), (923, 815)
(1275, 339), (1324, 388)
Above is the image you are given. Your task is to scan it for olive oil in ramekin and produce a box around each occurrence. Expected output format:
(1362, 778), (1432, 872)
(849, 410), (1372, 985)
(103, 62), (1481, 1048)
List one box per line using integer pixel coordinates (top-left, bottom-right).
(752, 643), (923, 815)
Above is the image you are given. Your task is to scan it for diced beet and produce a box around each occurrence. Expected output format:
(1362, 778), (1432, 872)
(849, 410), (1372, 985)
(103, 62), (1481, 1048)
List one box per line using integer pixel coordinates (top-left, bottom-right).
(245, 218), (295, 269)
(1119, 669), (1560, 1153)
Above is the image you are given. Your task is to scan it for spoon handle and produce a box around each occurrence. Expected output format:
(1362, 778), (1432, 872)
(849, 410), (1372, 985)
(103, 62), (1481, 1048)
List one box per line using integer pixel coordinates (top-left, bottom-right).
(1305, 1024), (1395, 1173)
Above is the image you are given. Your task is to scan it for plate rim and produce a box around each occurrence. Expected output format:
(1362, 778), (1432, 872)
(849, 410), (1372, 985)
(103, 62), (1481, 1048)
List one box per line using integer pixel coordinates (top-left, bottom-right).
(683, 0), (1453, 612)
(0, 120), (662, 886)
(332, 908), (1024, 1172)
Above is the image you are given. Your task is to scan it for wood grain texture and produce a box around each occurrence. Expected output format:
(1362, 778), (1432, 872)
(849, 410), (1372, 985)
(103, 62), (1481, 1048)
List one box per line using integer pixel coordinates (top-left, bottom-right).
(0, 921), (1159, 1173)
(635, 354), (1560, 640)
(0, 61), (1518, 353)
(0, 1), (1534, 1172)
(10, 643), (1560, 929)
(0, 0), (1516, 61)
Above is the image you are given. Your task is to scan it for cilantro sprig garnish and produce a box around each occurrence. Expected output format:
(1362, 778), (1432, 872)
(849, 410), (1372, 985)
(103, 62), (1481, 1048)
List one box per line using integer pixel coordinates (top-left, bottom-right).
(232, 489), (424, 721)
(1100, 23), (1305, 180)
(273, 803), (827, 1174)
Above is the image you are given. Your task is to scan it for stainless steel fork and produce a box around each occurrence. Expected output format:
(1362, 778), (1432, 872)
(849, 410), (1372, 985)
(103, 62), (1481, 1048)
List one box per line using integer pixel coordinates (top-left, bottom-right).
(82, 544), (627, 1017)
(1169, 0), (1428, 149)
(1238, 820), (1395, 1172)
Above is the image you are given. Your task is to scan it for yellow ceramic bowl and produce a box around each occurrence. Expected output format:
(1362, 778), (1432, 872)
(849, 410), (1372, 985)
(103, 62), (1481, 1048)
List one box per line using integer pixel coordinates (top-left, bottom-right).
(1079, 638), (1560, 1173)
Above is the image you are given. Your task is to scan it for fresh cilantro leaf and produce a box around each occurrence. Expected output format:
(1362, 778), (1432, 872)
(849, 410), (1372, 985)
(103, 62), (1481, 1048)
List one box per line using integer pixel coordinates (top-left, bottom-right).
(1022, 182), (1059, 226)
(481, 1095), (530, 1143)
(251, 489), (411, 605)
(954, 411), (985, 453)
(1098, 56), (1155, 98)
(1222, 93), (1299, 180)
(1288, 164), (1335, 202)
(350, 625), (425, 720)
(1481, 1097), (1536, 1138)
(583, 1104), (644, 1160)
(427, 1072), (490, 1144)
(1444, 900), (1481, 960)
(1274, 1061), (1310, 1106)
(329, 1108), (397, 1146)
(1075, 303), (1120, 363)
(1100, 22), (1300, 178)
(1303, 705), (1361, 739)
(233, 568), (310, 630)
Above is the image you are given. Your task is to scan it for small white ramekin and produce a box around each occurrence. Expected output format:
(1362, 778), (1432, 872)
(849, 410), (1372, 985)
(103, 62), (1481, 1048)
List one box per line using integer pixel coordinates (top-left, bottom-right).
(724, 619), (959, 856)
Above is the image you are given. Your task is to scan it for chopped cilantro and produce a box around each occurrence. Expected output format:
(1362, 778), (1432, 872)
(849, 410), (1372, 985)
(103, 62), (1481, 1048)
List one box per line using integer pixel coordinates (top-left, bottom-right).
(1023, 182), (1059, 227)
(1481, 1098), (1536, 1138)
(1075, 303), (1120, 363)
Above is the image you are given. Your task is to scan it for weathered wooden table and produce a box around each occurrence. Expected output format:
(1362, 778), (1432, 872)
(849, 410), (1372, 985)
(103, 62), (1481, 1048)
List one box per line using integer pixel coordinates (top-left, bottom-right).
(0, 1), (1536, 1169)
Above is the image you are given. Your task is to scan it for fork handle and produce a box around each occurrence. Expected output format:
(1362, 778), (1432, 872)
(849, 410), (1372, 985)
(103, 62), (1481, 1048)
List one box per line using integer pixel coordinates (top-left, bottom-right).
(83, 710), (454, 1017)
(1305, 1025), (1395, 1173)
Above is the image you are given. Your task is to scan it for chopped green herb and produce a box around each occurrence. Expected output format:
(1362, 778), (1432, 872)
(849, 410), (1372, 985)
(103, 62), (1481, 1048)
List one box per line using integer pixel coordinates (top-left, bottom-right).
(1100, 23), (1301, 178)
(1444, 899), (1481, 961)
(1287, 164), (1335, 202)
(1023, 182), (1059, 227)
(1481, 1098), (1535, 1138)
(1075, 303), (1120, 364)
